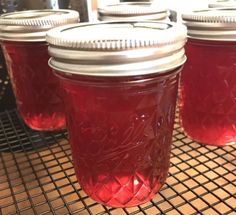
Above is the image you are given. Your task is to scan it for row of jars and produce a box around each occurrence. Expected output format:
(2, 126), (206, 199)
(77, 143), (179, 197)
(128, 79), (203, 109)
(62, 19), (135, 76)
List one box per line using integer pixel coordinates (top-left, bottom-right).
(0, 0), (235, 208)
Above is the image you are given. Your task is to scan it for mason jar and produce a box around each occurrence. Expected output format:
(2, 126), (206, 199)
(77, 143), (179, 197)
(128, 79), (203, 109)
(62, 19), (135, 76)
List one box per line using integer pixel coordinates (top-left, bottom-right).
(180, 8), (236, 146)
(0, 10), (79, 130)
(98, 2), (169, 21)
(46, 21), (187, 207)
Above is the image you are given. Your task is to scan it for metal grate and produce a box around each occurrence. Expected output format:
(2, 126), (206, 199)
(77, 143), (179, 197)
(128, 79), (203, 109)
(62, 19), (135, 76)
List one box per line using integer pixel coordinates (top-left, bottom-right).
(0, 109), (235, 215)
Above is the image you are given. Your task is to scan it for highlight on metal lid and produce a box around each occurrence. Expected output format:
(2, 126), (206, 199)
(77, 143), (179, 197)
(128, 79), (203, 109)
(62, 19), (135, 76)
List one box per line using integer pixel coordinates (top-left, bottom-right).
(98, 2), (169, 21)
(0, 9), (80, 42)
(209, 0), (236, 8)
(182, 8), (236, 41)
(46, 21), (187, 77)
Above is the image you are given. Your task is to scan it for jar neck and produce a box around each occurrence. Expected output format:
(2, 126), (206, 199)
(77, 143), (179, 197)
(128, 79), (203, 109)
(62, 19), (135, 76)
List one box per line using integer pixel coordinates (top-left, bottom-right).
(54, 66), (182, 86)
(187, 37), (236, 46)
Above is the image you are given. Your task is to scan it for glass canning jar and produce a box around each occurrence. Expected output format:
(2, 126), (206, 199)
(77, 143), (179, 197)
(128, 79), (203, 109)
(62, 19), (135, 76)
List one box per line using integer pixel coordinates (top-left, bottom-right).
(0, 10), (79, 130)
(180, 8), (236, 146)
(46, 21), (187, 207)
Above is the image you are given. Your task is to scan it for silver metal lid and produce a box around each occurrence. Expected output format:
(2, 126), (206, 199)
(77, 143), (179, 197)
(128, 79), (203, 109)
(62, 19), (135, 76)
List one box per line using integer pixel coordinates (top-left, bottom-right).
(46, 21), (187, 77)
(182, 8), (236, 41)
(0, 9), (80, 42)
(98, 2), (168, 21)
(209, 0), (236, 8)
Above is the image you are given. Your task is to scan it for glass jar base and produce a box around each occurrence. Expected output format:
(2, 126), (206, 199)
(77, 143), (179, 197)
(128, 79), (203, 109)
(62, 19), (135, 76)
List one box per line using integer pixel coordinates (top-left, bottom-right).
(82, 181), (164, 208)
(182, 129), (236, 147)
(20, 111), (66, 131)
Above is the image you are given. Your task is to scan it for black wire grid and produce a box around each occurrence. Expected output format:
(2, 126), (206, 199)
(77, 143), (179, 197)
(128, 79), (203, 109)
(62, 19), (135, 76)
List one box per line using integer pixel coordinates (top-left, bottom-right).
(0, 109), (235, 215)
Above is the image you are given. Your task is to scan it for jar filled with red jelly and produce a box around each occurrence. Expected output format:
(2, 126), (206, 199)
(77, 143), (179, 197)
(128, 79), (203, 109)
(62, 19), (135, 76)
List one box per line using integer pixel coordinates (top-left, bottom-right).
(209, 0), (236, 8)
(0, 10), (79, 130)
(46, 21), (187, 207)
(180, 8), (236, 146)
(98, 2), (169, 21)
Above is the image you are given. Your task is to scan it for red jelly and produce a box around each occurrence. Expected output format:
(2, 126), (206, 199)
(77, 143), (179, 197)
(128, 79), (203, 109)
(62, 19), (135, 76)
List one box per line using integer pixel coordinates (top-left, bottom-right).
(180, 39), (236, 146)
(2, 41), (65, 130)
(59, 72), (180, 207)
(47, 22), (187, 207)
(0, 10), (79, 130)
(181, 9), (236, 146)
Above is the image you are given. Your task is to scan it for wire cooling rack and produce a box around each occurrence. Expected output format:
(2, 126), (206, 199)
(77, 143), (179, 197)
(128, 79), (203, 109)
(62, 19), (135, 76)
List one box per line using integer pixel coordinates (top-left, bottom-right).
(0, 109), (235, 215)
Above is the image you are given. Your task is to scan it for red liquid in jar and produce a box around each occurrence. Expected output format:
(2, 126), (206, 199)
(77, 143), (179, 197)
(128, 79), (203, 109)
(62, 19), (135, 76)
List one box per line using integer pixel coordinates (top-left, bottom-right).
(57, 69), (180, 207)
(180, 39), (236, 146)
(1, 42), (65, 130)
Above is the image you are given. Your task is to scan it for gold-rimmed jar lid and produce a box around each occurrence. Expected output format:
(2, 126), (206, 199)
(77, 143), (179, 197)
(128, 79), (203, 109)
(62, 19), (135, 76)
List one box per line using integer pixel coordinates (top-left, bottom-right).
(209, 0), (236, 8)
(0, 9), (79, 42)
(98, 2), (168, 21)
(46, 21), (187, 77)
(182, 8), (236, 41)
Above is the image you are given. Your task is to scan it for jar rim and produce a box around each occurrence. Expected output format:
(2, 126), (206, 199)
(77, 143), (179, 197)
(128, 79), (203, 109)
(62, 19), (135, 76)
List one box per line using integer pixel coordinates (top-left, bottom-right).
(0, 9), (79, 42)
(182, 8), (236, 41)
(209, 0), (236, 8)
(98, 2), (168, 21)
(46, 21), (187, 77)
